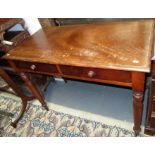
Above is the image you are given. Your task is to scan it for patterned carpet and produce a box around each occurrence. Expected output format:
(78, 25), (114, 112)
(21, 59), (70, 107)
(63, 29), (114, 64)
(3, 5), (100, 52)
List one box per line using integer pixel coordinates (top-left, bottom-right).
(0, 94), (145, 137)
(0, 77), (145, 137)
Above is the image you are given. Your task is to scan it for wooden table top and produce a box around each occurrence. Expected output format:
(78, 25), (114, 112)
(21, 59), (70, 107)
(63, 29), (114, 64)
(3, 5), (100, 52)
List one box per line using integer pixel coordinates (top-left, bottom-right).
(4, 20), (154, 72)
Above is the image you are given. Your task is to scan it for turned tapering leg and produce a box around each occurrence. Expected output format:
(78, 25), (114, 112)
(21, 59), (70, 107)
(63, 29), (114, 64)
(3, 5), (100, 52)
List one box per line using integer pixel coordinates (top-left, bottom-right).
(132, 72), (145, 136)
(132, 91), (144, 136)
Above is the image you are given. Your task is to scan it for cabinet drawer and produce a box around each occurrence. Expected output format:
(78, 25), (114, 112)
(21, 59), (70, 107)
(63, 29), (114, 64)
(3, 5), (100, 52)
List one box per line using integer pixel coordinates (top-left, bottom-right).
(14, 61), (58, 74)
(150, 81), (155, 98)
(151, 61), (155, 79)
(150, 117), (155, 128)
(2, 31), (30, 52)
(60, 65), (131, 83)
(152, 100), (155, 112)
(148, 81), (155, 111)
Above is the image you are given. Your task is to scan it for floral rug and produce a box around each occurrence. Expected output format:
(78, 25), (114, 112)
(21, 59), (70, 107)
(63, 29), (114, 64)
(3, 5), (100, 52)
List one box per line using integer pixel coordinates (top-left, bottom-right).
(0, 94), (145, 137)
(0, 77), (145, 137)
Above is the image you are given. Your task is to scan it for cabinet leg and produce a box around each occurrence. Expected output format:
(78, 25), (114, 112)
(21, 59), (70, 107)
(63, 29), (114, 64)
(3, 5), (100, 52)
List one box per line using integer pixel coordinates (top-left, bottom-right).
(20, 72), (49, 111)
(133, 91), (143, 136)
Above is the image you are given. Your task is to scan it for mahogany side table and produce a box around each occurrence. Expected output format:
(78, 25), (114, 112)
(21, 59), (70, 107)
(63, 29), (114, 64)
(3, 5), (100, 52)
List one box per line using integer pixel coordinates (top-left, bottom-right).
(3, 20), (154, 135)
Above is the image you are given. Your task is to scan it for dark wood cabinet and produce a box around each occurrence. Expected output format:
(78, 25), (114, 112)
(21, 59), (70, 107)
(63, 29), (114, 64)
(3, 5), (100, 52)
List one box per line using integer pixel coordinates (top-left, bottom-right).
(145, 61), (155, 135)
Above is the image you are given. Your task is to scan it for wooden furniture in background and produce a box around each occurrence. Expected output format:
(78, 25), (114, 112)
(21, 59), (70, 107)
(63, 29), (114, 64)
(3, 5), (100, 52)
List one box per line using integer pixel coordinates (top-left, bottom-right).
(0, 18), (30, 94)
(145, 60), (155, 135)
(38, 18), (142, 27)
(38, 18), (56, 28)
(0, 67), (34, 127)
(3, 20), (154, 135)
(0, 18), (30, 76)
(0, 18), (29, 52)
(0, 18), (52, 96)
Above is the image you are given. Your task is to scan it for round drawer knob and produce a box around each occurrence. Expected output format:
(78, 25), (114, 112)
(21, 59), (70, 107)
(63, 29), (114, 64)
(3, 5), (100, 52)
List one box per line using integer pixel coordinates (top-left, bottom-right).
(88, 70), (96, 78)
(30, 64), (36, 70)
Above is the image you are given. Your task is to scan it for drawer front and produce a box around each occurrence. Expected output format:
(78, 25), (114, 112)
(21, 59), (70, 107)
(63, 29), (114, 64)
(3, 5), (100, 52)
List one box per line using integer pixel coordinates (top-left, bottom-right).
(152, 100), (155, 112)
(150, 117), (155, 128)
(60, 65), (131, 83)
(150, 81), (155, 111)
(151, 84), (155, 111)
(151, 61), (155, 79)
(2, 31), (30, 52)
(14, 61), (58, 74)
(151, 81), (155, 97)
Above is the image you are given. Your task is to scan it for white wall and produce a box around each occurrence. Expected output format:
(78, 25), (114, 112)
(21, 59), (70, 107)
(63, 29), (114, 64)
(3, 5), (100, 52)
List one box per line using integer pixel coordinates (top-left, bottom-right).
(23, 18), (42, 35)
(10, 18), (42, 35)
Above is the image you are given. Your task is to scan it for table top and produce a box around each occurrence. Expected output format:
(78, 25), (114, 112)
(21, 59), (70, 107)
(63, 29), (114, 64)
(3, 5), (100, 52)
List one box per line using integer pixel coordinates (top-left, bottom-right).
(4, 20), (154, 72)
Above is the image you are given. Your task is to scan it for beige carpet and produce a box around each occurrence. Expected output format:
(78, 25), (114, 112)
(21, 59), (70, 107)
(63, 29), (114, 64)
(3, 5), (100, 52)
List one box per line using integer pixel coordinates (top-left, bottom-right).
(0, 77), (146, 137)
(0, 92), (147, 137)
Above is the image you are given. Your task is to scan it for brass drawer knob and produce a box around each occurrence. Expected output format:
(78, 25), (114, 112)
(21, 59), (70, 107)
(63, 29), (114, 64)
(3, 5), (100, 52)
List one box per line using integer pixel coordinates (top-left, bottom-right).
(30, 64), (36, 70)
(88, 70), (96, 77)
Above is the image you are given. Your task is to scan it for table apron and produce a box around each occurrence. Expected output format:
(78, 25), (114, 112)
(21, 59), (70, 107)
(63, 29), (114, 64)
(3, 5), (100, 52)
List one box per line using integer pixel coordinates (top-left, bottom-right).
(13, 61), (132, 87)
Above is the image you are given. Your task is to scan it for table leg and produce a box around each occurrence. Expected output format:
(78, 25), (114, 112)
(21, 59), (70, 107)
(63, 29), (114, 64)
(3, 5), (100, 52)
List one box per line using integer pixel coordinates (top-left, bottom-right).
(19, 72), (49, 111)
(132, 72), (145, 136)
(132, 91), (144, 136)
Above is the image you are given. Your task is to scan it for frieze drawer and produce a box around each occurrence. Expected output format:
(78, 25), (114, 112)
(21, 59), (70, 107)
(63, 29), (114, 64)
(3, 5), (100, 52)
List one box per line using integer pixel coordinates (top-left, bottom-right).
(60, 65), (132, 83)
(14, 61), (58, 74)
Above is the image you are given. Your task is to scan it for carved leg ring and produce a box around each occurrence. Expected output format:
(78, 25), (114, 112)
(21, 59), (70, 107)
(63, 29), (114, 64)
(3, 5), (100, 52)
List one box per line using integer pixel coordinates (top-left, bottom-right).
(133, 91), (143, 136)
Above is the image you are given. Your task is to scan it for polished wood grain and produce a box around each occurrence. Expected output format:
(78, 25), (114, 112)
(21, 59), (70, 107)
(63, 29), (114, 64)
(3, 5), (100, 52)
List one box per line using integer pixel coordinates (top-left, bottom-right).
(4, 20), (154, 136)
(14, 61), (58, 74)
(0, 18), (50, 128)
(4, 20), (154, 72)
(132, 72), (145, 136)
(12, 61), (132, 87)
(60, 65), (132, 84)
